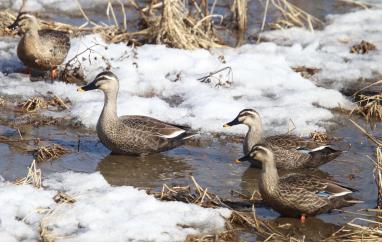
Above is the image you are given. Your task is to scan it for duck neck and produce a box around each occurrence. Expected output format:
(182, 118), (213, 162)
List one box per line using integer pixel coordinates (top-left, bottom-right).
(245, 123), (263, 153)
(100, 90), (118, 125)
(260, 155), (279, 193)
(24, 21), (40, 39)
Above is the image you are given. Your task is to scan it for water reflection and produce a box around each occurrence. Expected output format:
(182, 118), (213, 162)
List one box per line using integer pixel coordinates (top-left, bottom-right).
(97, 153), (192, 188)
(264, 216), (340, 241)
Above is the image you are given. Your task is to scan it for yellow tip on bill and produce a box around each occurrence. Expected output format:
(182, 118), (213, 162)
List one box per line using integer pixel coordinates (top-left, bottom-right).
(223, 124), (231, 128)
(77, 87), (85, 92)
(235, 159), (241, 164)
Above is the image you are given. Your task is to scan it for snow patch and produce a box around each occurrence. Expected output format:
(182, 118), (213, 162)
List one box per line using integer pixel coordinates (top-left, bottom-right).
(0, 34), (352, 136)
(0, 172), (230, 242)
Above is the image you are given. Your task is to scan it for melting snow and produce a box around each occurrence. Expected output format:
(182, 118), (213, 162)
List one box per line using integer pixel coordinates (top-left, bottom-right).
(0, 172), (230, 242)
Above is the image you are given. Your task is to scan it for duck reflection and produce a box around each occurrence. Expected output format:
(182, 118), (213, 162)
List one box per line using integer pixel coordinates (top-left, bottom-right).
(97, 153), (192, 188)
(263, 216), (340, 242)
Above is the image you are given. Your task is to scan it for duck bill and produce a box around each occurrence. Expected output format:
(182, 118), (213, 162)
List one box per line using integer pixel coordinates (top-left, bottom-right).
(235, 155), (250, 164)
(223, 117), (240, 128)
(77, 80), (98, 92)
(7, 21), (19, 31)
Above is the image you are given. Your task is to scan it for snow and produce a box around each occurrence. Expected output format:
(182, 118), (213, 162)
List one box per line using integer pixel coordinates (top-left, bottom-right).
(262, 8), (382, 90)
(3, 3), (382, 136)
(0, 172), (230, 242)
(0, 33), (352, 136)
(1, 0), (107, 12)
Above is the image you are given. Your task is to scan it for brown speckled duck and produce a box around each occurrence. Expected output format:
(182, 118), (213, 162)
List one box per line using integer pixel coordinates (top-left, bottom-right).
(236, 144), (358, 218)
(224, 109), (342, 169)
(77, 71), (195, 155)
(7, 12), (70, 79)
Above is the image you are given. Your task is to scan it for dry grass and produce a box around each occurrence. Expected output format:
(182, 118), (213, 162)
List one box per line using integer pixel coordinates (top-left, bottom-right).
(17, 95), (70, 113)
(351, 40), (377, 54)
(15, 160), (42, 188)
(148, 0), (225, 49)
(338, 0), (374, 9)
(350, 93), (382, 129)
(292, 66), (321, 79)
(230, 210), (302, 242)
(269, 0), (323, 31)
(53, 192), (76, 204)
(310, 131), (330, 143)
(150, 176), (302, 241)
(376, 147), (382, 208)
(230, 0), (247, 46)
(34, 144), (70, 163)
(326, 218), (382, 242)
(18, 97), (47, 113)
(197, 66), (234, 88)
(153, 176), (224, 208)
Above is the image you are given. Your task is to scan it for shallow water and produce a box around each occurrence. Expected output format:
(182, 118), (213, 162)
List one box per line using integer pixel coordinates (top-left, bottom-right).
(0, 105), (380, 241)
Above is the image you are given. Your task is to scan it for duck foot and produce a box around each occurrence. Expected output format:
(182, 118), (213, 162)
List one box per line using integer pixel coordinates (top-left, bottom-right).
(300, 214), (306, 223)
(50, 68), (59, 81)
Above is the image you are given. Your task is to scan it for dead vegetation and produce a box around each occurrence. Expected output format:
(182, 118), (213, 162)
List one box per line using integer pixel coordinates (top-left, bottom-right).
(197, 66), (234, 88)
(1, 0), (332, 49)
(350, 80), (382, 129)
(351, 40), (377, 54)
(149, 176), (302, 241)
(34, 144), (70, 163)
(268, 0), (323, 31)
(310, 131), (330, 143)
(326, 218), (382, 242)
(292, 66), (321, 79)
(53, 192), (76, 204)
(15, 160), (42, 188)
(17, 94), (70, 113)
(349, 119), (382, 207)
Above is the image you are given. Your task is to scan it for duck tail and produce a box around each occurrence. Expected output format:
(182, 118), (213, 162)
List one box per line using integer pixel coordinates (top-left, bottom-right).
(182, 132), (198, 140)
(309, 146), (342, 165)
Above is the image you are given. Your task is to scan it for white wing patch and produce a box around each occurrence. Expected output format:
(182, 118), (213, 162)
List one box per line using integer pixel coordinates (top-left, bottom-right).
(328, 190), (352, 199)
(159, 129), (185, 139)
(296, 145), (331, 154)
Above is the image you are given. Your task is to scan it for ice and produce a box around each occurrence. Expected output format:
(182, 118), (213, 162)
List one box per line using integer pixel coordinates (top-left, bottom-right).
(0, 172), (230, 242)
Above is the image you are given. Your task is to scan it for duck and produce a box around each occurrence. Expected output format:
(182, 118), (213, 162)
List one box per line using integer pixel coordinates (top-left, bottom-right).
(77, 71), (195, 155)
(236, 144), (358, 219)
(223, 109), (342, 169)
(7, 12), (70, 79)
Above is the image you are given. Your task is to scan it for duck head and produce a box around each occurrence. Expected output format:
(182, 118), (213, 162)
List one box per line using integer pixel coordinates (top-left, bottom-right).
(223, 109), (261, 128)
(235, 144), (274, 167)
(77, 71), (119, 94)
(7, 12), (39, 33)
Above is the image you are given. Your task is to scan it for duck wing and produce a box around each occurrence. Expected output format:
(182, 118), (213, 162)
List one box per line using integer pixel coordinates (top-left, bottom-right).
(266, 134), (326, 150)
(266, 135), (342, 168)
(120, 115), (192, 139)
(282, 173), (355, 199)
(267, 144), (311, 169)
(271, 181), (328, 217)
(38, 29), (70, 58)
